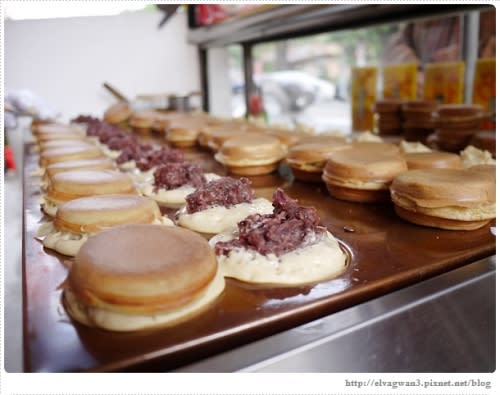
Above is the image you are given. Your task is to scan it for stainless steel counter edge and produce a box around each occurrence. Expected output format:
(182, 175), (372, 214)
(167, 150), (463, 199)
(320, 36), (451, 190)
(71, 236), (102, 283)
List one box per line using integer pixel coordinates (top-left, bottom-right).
(176, 255), (496, 372)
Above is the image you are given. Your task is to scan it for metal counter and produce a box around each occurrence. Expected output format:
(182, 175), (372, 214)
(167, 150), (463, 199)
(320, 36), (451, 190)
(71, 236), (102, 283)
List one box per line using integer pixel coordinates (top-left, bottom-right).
(177, 256), (495, 372)
(23, 129), (496, 372)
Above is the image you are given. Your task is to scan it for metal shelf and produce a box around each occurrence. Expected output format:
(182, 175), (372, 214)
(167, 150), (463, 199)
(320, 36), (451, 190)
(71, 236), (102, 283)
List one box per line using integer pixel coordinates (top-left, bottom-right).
(188, 4), (490, 48)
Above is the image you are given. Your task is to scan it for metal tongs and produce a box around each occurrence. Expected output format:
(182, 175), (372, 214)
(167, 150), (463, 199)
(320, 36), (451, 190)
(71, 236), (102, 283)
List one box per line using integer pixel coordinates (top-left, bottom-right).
(103, 82), (130, 103)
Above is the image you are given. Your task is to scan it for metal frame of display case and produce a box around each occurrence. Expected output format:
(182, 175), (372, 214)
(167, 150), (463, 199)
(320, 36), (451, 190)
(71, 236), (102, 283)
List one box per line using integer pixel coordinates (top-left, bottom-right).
(187, 3), (492, 113)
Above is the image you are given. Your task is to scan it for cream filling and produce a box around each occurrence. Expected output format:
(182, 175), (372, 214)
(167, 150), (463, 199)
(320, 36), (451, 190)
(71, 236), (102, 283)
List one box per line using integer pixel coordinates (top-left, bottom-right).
(43, 229), (89, 257)
(40, 174), (50, 189)
(141, 184), (196, 207)
(176, 198), (273, 234)
(210, 231), (347, 285)
(391, 191), (496, 221)
(64, 265), (225, 331)
(69, 121), (86, 129)
(30, 167), (46, 177)
(100, 146), (121, 160)
(40, 197), (58, 217)
(352, 132), (383, 143)
(128, 167), (157, 185)
(460, 145), (496, 168)
(119, 160), (136, 170)
(69, 123), (87, 134)
(206, 141), (219, 151)
(399, 140), (432, 153)
(215, 151), (286, 167)
(32, 178), (46, 189)
(153, 216), (175, 226)
(168, 134), (197, 142)
(140, 173), (221, 207)
(35, 221), (56, 238)
(204, 173), (221, 182)
(39, 216), (173, 257)
(323, 174), (389, 190)
(290, 161), (324, 173)
(87, 136), (100, 144)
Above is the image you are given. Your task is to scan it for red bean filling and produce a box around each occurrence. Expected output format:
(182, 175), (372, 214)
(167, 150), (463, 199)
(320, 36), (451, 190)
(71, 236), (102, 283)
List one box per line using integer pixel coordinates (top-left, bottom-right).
(153, 162), (206, 191)
(185, 177), (255, 214)
(116, 143), (154, 164)
(135, 147), (184, 171)
(71, 115), (99, 124)
(215, 188), (325, 257)
(106, 135), (138, 151)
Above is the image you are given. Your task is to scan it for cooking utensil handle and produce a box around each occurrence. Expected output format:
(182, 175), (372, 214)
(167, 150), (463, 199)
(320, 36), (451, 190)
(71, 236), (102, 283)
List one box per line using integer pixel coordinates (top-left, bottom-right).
(103, 82), (130, 103)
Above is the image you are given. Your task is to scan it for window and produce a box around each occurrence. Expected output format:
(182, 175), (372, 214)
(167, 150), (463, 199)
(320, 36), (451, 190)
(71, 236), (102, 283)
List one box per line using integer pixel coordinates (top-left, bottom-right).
(231, 24), (400, 134)
(227, 11), (494, 134)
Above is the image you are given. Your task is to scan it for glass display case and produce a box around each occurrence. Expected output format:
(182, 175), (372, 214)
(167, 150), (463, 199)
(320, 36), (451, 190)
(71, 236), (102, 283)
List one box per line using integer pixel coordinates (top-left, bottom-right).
(188, 4), (494, 134)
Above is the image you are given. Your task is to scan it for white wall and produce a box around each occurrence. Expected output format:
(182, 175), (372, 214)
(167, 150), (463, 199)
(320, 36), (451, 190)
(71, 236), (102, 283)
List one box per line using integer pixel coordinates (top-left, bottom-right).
(5, 10), (200, 120)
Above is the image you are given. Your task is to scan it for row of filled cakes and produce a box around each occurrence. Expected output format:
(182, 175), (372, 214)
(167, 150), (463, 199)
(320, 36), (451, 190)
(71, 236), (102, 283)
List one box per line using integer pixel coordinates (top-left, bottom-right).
(282, 132), (496, 231)
(32, 115), (348, 332)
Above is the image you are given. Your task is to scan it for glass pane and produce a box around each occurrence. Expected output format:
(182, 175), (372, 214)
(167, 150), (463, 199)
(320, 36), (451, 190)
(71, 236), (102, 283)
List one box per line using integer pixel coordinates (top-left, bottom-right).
(479, 9), (495, 58)
(227, 45), (246, 118)
(226, 11), (489, 134)
(249, 24), (400, 134)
